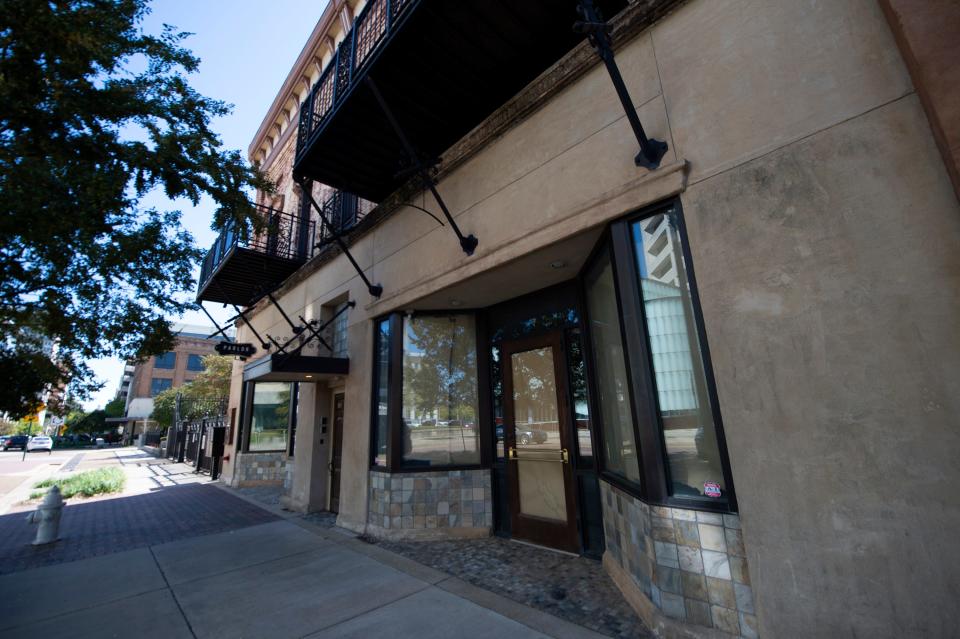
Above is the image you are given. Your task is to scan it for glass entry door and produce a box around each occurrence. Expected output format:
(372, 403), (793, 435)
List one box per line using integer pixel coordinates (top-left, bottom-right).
(502, 332), (579, 552)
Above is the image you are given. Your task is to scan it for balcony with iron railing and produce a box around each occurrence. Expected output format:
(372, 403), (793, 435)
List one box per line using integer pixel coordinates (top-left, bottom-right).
(293, 0), (631, 203)
(196, 193), (369, 306)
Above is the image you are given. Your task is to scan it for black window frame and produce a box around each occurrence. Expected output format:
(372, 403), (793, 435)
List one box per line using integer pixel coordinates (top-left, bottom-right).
(369, 310), (491, 473)
(579, 198), (738, 513)
(241, 380), (297, 455)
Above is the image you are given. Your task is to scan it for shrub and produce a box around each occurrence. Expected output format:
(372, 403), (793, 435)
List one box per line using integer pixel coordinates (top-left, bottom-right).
(32, 467), (126, 500)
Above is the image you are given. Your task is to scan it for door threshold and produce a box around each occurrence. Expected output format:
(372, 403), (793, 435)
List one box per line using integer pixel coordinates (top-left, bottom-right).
(509, 538), (579, 558)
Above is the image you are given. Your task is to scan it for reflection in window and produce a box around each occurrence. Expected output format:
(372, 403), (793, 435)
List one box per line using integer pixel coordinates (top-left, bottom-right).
(632, 212), (725, 500)
(491, 345), (504, 459)
(401, 315), (480, 467)
(566, 330), (593, 461)
(249, 382), (291, 451)
(150, 378), (172, 396)
(372, 318), (391, 466)
(154, 352), (175, 369)
(584, 249), (641, 485)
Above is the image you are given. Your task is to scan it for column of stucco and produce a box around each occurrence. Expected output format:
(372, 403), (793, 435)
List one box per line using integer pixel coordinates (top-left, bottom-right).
(649, 1), (960, 635)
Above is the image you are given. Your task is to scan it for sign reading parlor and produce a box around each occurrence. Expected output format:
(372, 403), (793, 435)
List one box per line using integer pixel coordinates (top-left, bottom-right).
(215, 342), (257, 359)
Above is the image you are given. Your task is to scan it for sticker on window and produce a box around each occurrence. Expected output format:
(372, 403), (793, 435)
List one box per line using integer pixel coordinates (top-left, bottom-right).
(704, 482), (722, 498)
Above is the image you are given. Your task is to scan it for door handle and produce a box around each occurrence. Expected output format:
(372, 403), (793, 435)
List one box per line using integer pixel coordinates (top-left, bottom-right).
(507, 447), (517, 460)
(561, 448), (569, 464)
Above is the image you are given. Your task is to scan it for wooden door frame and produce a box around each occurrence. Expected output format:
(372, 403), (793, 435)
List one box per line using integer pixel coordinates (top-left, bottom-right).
(501, 331), (580, 553)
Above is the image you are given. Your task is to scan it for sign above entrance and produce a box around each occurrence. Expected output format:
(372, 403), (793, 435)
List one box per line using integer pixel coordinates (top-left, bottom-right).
(215, 342), (257, 359)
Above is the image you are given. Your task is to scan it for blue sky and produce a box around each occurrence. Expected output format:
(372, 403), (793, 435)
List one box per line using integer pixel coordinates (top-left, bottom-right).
(83, 0), (322, 409)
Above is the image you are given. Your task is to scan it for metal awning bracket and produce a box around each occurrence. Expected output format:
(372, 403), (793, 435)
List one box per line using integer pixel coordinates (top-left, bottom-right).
(575, 0), (668, 169)
(296, 176), (384, 298)
(210, 280), (272, 350)
(365, 76), (479, 256)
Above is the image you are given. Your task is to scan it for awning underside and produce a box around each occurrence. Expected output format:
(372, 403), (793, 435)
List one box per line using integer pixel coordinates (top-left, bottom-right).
(243, 354), (350, 382)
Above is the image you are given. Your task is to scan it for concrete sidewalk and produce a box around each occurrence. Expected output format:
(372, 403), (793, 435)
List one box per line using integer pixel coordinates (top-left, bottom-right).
(0, 510), (610, 639)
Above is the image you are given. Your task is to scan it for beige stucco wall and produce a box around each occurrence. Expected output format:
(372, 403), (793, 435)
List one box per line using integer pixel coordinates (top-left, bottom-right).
(229, 0), (960, 635)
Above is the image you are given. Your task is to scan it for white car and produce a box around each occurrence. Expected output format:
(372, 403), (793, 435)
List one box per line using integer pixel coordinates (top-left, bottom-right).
(26, 435), (53, 453)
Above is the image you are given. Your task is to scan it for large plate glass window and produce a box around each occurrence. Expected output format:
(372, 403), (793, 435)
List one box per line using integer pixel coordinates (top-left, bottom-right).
(249, 382), (292, 452)
(583, 249), (641, 486)
(631, 210), (728, 501)
(401, 314), (480, 467)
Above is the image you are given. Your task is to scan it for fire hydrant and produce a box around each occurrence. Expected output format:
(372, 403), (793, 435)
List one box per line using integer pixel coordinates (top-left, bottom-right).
(26, 485), (64, 545)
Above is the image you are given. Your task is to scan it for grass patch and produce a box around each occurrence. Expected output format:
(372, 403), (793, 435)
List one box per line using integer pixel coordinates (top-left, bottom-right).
(31, 467), (126, 500)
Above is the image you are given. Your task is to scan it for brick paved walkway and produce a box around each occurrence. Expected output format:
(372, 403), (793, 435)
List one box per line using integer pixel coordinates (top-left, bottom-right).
(0, 483), (277, 575)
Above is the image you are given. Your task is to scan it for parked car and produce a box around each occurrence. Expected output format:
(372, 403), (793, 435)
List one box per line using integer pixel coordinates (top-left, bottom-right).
(3, 435), (29, 451)
(26, 435), (53, 453)
(516, 428), (548, 445)
(0, 435), (9, 448)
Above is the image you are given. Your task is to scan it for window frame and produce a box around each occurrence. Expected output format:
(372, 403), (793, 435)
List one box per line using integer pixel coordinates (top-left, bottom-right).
(579, 198), (738, 513)
(369, 310), (491, 473)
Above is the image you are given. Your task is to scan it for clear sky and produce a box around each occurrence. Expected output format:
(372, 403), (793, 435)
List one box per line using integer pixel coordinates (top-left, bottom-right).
(83, 0), (323, 409)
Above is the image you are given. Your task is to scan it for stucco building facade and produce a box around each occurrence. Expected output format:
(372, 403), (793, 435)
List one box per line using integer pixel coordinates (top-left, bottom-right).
(197, 1), (960, 637)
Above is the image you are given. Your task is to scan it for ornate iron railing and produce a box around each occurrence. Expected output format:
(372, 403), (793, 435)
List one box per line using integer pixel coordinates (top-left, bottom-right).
(296, 0), (415, 159)
(316, 190), (371, 247)
(197, 192), (372, 299)
(197, 204), (315, 296)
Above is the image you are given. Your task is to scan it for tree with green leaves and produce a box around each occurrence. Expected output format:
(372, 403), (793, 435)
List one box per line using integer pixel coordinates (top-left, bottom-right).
(65, 409), (105, 435)
(0, 0), (271, 418)
(150, 353), (231, 427)
(104, 395), (126, 418)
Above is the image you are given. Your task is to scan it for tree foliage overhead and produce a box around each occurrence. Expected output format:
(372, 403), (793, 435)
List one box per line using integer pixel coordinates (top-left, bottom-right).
(0, 0), (271, 417)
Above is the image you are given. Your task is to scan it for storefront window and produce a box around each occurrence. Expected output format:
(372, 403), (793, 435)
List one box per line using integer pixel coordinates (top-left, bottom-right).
(584, 250), (641, 486)
(371, 318), (391, 466)
(631, 212), (727, 500)
(491, 345), (504, 459)
(566, 329), (593, 462)
(401, 315), (480, 467)
(249, 382), (291, 452)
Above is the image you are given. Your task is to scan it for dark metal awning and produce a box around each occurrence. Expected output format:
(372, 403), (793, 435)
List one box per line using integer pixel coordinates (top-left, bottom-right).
(294, 0), (628, 202)
(243, 354), (349, 383)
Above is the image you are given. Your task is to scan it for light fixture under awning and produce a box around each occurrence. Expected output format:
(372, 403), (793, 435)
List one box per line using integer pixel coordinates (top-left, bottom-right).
(243, 354), (349, 383)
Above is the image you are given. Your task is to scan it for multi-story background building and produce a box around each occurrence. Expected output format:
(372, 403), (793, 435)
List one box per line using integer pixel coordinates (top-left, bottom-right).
(195, 1), (959, 637)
